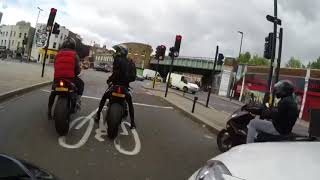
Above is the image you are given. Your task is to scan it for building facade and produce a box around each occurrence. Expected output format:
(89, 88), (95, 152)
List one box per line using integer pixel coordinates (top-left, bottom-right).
(31, 23), (70, 63)
(122, 42), (153, 69)
(0, 21), (35, 57)
(90, 47), (114, 67)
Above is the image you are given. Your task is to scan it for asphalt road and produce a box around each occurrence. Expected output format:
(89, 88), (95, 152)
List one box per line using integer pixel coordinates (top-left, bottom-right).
(0, 70), (220, 180)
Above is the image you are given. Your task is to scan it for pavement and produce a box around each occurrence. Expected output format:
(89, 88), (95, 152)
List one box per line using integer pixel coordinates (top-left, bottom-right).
(0, 60), (53, 95)
(142, 81), (241, 114)
(142, 80), (309, 136)
(0, 69), (220, 180)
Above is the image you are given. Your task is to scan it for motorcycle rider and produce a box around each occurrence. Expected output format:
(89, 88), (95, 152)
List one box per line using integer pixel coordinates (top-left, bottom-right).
(246, 80), (299, 143)
(47, 37), (84, 120)
(94, 44), (136, 129)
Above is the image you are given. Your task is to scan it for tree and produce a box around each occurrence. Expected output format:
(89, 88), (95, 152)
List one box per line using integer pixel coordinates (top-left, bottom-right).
(239, 52), (251, 64)
(285, 57), (303, 68)
(249, 55), (269, 66)
(308, 57), (320, 69)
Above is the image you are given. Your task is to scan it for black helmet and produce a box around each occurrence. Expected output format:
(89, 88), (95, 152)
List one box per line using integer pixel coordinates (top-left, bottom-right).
(273, 80), (294, 98)
(112, 44), (128, 57)
(61, 37), (76, 50)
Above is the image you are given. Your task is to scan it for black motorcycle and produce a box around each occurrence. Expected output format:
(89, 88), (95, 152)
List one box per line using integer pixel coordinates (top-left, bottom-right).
(52, 79), (80, 136)
(105, 85), (128, 139)
(217, 102), (314, 152)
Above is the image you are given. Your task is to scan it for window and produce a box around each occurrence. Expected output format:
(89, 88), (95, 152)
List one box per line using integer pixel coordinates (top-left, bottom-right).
(12, 40), (14, 45)
(19, 33), (22, 38)
(24, 33), (27, 38)
(53, 42), (57, 49)
(4, 40), (6, 46)
(1, 40), (2, 45)
(10, 31), (12, 37)
(17, 41), (20, 48)
(60, 34), (63, 40)
(14, 32), (16, 37)
(6, 32), (8, 36)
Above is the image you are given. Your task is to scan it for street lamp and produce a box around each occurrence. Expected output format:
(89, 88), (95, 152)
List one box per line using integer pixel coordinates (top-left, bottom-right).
(229, 31), (244, 99)
(35, 7), (43, 26)
(237, 31), (244, 58)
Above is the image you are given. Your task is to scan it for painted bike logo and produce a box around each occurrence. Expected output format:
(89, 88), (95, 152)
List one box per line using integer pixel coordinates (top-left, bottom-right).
(58, 108), (141, 156)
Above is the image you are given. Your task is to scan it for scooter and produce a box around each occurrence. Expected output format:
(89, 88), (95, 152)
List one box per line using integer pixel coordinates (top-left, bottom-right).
(217, 102), (315, 152)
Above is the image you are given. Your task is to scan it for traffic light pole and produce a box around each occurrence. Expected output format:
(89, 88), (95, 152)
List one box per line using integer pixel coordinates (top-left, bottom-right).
(165, 55), (174, 97)
(41, 30), (52, 77)
(271, 27), (283, 106)
(264, 0), (278, 104)
(153, 58), (160, 88)
(206, 46), (219, 107)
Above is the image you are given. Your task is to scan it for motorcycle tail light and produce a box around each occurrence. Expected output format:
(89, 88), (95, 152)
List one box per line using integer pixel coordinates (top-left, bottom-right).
(117, 87), (123, 94)
(59, 80), (64, 87)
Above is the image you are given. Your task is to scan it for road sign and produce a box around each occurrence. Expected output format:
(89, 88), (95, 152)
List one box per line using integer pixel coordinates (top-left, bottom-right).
(266, 15), (282, 25)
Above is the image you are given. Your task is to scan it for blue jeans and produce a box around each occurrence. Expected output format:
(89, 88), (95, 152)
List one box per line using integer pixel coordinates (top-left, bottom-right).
(246, 117), (279, 143)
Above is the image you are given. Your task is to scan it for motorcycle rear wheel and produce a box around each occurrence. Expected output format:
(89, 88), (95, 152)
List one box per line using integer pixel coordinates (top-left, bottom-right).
(54, 96), (70, 136)
(106, 103), (123, 140)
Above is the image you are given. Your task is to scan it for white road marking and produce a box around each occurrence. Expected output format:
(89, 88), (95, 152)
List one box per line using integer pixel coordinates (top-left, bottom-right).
(133, 102), (173, 109)
(114, 121), (141, 156)
(41, 89), (173, 109)
(94, 113), (107, 142)
(58, 109), (97, 149)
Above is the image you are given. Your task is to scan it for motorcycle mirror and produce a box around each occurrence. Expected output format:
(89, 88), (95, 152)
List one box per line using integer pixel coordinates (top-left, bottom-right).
(0, 154), (57, 180)
(0, 154), (32, 179)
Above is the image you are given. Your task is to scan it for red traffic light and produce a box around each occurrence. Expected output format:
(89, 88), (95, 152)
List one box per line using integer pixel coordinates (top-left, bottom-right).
(160, 45), (166, 49)
(176, 35), (182, 41)
(51, 8), (57, 14)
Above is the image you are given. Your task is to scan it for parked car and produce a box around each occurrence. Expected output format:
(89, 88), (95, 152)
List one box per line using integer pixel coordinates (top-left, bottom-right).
(94, 64), (110, 72)
(166, 73), (199, 94)
(189, 142), (320, 180)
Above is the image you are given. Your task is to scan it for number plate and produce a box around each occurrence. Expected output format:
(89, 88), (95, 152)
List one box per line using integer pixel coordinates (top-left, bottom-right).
(55, 87), (69, 92)
(112, 92), (125, 98)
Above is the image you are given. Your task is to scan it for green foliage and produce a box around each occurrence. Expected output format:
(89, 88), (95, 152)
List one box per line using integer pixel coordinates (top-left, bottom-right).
(308, 57), (320, 69)
(285, 57), (303, 68)
(239, 52), (251, 64)
(238, 52), (269, 66)
(249, 55), (269, 66)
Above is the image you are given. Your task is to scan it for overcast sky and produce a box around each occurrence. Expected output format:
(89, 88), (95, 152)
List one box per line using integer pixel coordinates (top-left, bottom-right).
(0, 0), (319, 65)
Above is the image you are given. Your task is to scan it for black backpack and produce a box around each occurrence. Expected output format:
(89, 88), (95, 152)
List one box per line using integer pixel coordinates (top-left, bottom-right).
(126, 60), (136, 82)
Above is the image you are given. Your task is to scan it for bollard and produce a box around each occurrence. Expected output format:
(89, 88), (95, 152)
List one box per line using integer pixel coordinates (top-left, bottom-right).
(192, 97), (198, 113)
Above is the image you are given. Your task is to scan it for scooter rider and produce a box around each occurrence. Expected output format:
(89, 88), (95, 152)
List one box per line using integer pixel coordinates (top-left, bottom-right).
(94, 44), (136, 129)
(246, 80), (299, 143)
(48, 37), (84, 120)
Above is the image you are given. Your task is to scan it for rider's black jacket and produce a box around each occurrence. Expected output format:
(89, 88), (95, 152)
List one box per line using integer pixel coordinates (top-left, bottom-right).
(270, 95), (299, 135)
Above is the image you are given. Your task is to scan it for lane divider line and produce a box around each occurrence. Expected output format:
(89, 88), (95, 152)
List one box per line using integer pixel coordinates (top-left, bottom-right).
(41, 89), (173, 109)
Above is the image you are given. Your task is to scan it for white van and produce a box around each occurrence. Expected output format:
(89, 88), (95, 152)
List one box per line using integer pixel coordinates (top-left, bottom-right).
(166, 73), (199, 94)
(143, 69), (163, 82)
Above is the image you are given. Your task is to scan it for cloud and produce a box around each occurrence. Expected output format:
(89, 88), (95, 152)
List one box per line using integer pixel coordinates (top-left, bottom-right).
(0, 0), (319, 65)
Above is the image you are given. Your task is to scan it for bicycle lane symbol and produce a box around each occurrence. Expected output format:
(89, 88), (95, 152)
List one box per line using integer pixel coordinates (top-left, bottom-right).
(58, 108), (141, 156)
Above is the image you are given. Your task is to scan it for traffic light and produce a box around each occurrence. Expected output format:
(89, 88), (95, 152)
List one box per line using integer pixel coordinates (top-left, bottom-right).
(264, 32), (274, 59)
(174, 35), (182, 57)
(47, 8), (57, 30)
(155, 46), (161, 60)
(52, 23), (60, 35)
(159, 45), (166, 60)
(217, 53), (224, 65)
(155, 45), (167, 60)
(169, 47), (175, 57)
